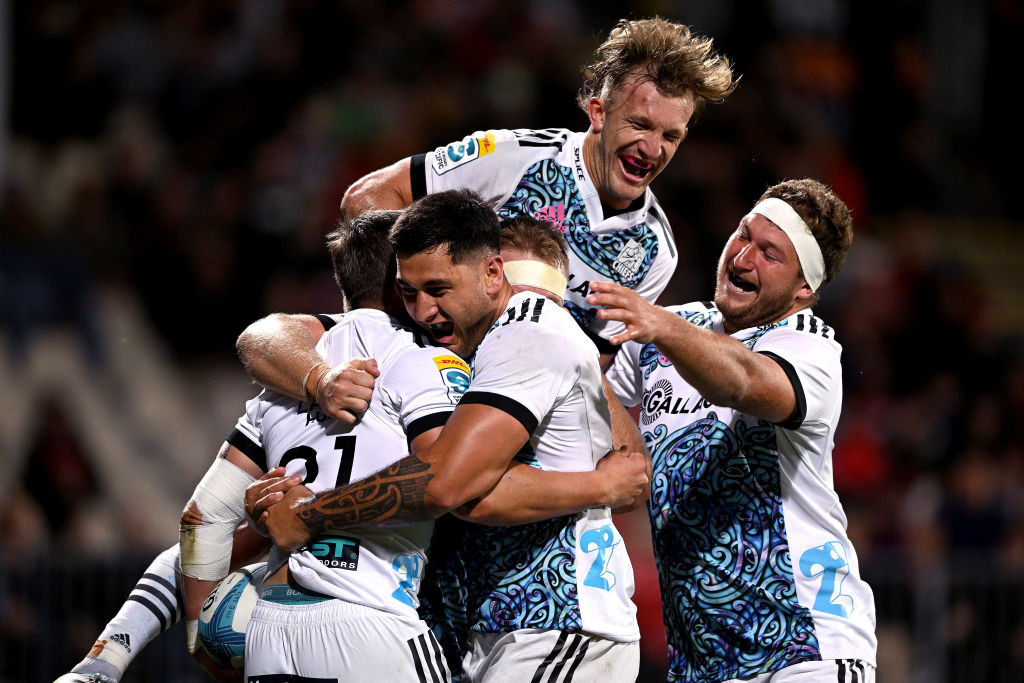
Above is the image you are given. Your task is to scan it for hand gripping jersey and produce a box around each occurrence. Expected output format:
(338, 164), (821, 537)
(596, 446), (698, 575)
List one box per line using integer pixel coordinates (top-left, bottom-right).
(228, 309), (470, 619)
(606, 303), (877, 682)
(412, 128), (677, 351)
(422, 292), (640, 660)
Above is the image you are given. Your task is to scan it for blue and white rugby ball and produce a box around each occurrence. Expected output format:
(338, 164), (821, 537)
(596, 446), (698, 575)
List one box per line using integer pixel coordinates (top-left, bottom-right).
(197, 562), (266, 669)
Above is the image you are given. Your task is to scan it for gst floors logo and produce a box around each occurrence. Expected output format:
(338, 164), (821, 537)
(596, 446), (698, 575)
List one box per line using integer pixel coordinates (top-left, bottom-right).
(430, 131), (497, 175)
(307, 536), (360, 570)
(434, 354), (470, 403)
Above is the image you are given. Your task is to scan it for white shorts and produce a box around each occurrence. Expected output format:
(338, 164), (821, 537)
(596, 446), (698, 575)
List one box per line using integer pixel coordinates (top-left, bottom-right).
(462, 628), (639, 683)
(245, 597), (450, 682)
(721, 659), (876, 683)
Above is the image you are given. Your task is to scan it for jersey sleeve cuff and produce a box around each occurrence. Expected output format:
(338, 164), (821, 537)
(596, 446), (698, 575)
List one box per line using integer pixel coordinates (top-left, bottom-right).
(315, 313), (339, 332)
(226, 427), (268, 471)
(410, 154), (427, 199)
(757, 351), (807, 429)
(459, 391), (538, 435)
(406, 411), (452, 444)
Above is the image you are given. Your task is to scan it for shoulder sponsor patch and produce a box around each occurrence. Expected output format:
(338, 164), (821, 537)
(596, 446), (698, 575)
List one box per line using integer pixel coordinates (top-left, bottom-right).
(433, 354), (470, 403)
(430, 131), (498, 175)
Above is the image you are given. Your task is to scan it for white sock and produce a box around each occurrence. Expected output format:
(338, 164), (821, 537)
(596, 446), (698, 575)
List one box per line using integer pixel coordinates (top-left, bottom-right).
(71, 545), (181, 680)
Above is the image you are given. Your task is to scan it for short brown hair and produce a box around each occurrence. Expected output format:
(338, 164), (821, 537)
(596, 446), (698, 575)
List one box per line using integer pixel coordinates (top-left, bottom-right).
(578, 17), (737, 118)
(326, 209), (402, 309)
(758, 179), (853, 289)
(499, 216), (570, 277)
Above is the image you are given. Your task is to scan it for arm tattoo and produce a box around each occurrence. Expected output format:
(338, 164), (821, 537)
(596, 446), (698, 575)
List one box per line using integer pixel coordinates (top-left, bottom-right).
(297, 454), (434, 534)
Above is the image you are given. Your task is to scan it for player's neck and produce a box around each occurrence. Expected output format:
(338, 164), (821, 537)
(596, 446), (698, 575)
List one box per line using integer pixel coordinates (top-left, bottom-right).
(489, 282), (517, 325)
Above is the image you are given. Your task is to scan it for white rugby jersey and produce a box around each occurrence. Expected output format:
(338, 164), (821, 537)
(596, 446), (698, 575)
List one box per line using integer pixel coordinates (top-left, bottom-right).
(228, 309), (470, 619)
(411, 128), (677, 351)
(606, 302), (876, 682)
(424, 291), (639, 647)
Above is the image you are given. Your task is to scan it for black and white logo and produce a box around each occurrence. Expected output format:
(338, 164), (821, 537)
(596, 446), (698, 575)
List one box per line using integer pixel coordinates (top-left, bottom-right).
(642, 380), (712, 425)
(110, 632), (132, 653)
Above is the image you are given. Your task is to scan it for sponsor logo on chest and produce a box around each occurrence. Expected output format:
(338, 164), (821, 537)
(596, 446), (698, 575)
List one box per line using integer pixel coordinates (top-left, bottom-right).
(641, 379), (713, 425)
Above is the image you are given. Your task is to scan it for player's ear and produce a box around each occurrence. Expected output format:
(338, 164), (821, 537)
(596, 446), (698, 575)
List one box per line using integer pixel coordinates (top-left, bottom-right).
(484, 254), (504, 295)
(586, 97), (606, 132)
(795, 279), (815, 303)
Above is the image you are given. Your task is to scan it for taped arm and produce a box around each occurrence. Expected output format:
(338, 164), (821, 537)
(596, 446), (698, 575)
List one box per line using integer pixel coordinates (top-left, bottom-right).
(179, 444), (261, 652)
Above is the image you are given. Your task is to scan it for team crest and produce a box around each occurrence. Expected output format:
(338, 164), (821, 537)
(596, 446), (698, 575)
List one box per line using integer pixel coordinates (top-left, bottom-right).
(430, 131), (497, 175)
(611, 238), (645, 279)
(433, 354), (470, 403)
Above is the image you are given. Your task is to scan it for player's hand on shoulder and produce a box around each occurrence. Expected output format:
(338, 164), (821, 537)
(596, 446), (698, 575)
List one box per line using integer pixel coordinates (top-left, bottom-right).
(317, 358), (380, 424)
(587, 281), (662, 346)
(597, 445), (651, 513)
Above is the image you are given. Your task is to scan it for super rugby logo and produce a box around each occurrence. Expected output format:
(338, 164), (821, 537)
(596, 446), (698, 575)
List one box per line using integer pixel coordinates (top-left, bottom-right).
(430, 131), (497, 175)
(433, 354), (470, 404)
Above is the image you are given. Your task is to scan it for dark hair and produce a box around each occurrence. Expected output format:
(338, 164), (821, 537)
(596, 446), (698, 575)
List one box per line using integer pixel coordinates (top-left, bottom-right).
(499, 215), (569, 276)
(758, 179), (854, 290)
(578, 17), (737, 119)
(389, 189), (499, 263)
(326, 209), (402, 309)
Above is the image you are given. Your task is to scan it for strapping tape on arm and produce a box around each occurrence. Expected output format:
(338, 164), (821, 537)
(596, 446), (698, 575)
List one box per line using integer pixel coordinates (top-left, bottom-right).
(179, 457), (256, 581)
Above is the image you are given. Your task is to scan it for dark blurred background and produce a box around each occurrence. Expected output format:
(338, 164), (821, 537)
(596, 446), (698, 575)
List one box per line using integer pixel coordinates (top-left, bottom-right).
(1, 1), (1023, 681)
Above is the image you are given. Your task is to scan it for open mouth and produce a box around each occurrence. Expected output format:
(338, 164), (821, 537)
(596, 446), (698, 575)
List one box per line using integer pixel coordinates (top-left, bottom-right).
(728, 272), (757, 293)
(428, 321), (455, 343)
(620, 155), (654, 181)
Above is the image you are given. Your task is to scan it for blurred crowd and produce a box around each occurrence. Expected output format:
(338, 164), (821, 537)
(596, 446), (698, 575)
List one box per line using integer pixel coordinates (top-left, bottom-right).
(2, 0), (1023, 679)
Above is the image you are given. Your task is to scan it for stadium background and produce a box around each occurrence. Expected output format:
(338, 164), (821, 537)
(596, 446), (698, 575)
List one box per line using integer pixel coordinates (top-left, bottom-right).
(1, 1), (1022, 681)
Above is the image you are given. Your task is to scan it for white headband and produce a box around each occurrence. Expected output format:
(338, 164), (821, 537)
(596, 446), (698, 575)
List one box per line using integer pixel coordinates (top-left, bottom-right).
(749, 197), (825, 291)
(503, 260), (568, 298)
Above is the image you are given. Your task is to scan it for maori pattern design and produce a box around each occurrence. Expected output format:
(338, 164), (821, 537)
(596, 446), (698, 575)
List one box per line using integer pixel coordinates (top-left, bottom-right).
(422, 514), (581, 651)
(644, 414), (821, 681)
(497, 159), (660, 288)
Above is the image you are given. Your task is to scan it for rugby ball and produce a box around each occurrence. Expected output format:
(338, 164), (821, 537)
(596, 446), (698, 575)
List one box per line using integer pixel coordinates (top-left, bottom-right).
(197, 562), (266, 669)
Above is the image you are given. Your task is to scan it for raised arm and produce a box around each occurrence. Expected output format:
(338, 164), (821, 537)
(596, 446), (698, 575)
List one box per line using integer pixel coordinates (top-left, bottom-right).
(340, 158), (414, 218)
(236, 313), (379, 424)
(588, 281), (797, 423)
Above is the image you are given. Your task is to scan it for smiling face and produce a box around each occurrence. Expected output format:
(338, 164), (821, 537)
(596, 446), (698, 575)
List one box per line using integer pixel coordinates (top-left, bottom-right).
(714, 213), (815, 333)
(395, 246), (506, 359)
(583, 76), (694, 209)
